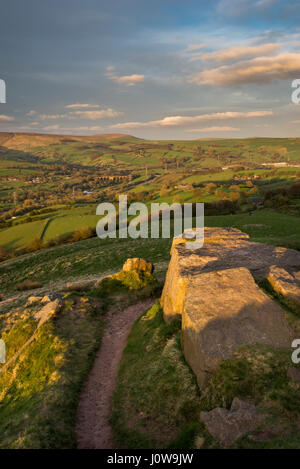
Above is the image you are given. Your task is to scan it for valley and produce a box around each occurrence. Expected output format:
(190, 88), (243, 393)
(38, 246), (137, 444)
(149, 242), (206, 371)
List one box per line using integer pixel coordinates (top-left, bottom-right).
(0, 131), (299, 449)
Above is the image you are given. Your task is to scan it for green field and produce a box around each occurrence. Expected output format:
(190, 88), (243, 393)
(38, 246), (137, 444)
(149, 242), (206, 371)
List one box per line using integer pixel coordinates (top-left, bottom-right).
(0, 133), (299, 251)
(0, 219), (48, 249)
(42, 214), (100, 241)
(1, 209), (299, 296)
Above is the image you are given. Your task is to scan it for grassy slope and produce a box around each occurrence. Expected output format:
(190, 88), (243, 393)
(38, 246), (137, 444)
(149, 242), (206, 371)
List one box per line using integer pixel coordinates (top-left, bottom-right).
(0, 209), (299, 296)
(112, 301), (213, 449)
(0, 274), (160, 449)
(42, 214), (100, 241)
(0, 208), (299, 448)
(113, 297), (300, 449)
(0, 219), (48, 249)
(0, 293), (106, 448)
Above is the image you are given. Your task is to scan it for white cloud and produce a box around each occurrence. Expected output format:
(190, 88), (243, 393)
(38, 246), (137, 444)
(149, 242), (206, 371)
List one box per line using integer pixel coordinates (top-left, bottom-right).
(188, 126), (240, 132)
(190, 52), (300, 86)
(197, 43), (280, 62)
(70, 108), (123, 120)
(0, 115), (15, 122)
(42, 125), (60, 131)
(39, 114), (66, 120)
(115, 74), (145, 86)
(64, 103), (100, 109)
(110, 110), (273, 129)
(106, 68), (145, 86)
(71, 125), (104, 132)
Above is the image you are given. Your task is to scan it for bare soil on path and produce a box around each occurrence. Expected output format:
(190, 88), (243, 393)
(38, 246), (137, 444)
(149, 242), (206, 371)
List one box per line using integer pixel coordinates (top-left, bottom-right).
(75, 298), (155, 449)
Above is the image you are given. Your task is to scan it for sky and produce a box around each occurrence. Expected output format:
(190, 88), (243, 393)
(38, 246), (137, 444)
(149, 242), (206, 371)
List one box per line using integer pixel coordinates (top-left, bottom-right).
(0, 0), (300, 139)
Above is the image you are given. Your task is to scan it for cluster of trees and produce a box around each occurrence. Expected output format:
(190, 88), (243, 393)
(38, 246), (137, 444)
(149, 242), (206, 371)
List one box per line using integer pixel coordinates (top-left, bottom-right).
(263, 182), (300, 211)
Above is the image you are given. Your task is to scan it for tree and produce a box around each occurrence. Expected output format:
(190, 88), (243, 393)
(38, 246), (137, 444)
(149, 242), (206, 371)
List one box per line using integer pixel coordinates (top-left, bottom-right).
(205, 183), (217, 194)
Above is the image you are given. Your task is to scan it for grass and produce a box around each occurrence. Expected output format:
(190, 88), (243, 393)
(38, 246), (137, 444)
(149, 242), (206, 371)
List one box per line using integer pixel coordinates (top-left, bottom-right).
(0, 218), (47, 249)
(0, 271), (162, 449)
(205, 209), (300, 250)
(0, 133), (300, 449)
(199, 343), (300, 449)
(0, 294), (105, 448)
(0, 235), (171, 295)
(42, 214), (100, 241)
(112, 300), (300, 449)
(200, 344), (300, 413)
(0, 209), (300, 296)
(112, 301), (213, 449)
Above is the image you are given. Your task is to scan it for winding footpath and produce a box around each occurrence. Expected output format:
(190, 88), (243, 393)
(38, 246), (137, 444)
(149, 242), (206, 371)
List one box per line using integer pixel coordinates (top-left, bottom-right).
(76, 298), (154, 449)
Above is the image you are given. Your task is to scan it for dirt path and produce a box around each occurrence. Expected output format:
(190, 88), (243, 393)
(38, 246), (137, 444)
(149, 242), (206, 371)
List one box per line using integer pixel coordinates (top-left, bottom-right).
(75, 298), (155, 449)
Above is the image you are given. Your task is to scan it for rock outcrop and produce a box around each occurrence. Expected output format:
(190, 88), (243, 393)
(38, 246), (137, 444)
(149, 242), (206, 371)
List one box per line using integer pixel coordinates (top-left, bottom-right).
(34, 297), (63, 328)
(122, 258), (154, 274)
(267, 265), (300, 311)
(161, 227), (299, 388)
(200, 398), (264, 446)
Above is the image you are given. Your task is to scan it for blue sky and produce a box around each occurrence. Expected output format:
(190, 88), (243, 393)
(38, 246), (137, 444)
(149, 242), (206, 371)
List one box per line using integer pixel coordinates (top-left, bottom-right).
(1, 0), (300, 139)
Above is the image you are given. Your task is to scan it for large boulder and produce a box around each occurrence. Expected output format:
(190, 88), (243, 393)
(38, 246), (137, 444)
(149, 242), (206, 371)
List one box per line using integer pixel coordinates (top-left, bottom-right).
(161, 227), (300, 322)
(122, 258), (154, 274)
(182, 266), (292, 388)
(200, 398), (264, 446)
(161, 228), (297, 388)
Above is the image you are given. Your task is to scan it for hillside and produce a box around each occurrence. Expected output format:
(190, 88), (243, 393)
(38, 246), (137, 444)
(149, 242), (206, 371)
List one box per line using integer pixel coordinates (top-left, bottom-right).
(0, 131), (299, 448)
(1, 218), (300, 448)
(0, 132), (136, 150)
(0, 131), (299, 253)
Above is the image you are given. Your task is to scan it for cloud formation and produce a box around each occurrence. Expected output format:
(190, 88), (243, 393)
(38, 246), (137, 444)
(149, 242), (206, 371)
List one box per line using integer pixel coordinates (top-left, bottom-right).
(190, 52), (300, 86)
(111, 110), (272, 129)
(197, 43), (280, 62)
(188, 126), (240, 132)
(186, 42), (208, 52)
(106, 67), (145, 86)
(37, 108), (123, 121)
(70, 109), (123, 120)
(0, 115), (15, 122)
(64, 103), (100, 109)
(39, 114), (66, 120)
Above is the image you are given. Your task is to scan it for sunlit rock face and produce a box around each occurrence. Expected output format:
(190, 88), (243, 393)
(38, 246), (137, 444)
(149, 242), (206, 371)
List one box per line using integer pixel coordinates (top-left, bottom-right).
(161, 227), (300, 388)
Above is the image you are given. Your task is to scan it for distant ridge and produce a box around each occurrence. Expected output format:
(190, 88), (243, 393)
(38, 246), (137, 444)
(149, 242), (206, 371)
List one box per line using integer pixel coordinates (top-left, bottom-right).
(0, 131), (139, 150)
